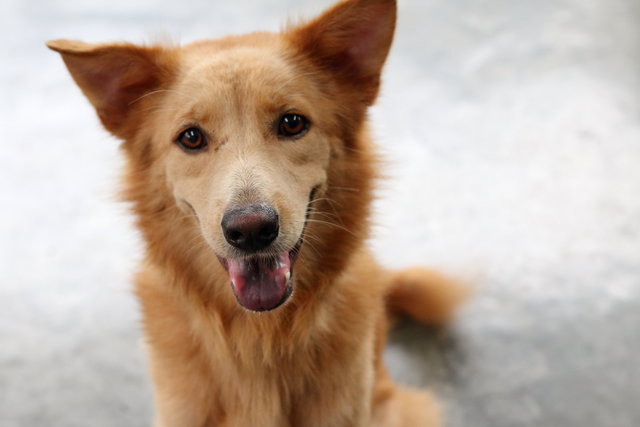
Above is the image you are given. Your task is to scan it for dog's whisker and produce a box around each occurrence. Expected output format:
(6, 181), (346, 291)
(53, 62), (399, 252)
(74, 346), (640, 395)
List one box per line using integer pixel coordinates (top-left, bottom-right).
(327, 186), (360, 192)
(341, 146), (368, 154)
(305, 219), (355, 236)
(307, 198), (347, 228)
(305, 207), (341, 219)
(308, 196), (344, 211)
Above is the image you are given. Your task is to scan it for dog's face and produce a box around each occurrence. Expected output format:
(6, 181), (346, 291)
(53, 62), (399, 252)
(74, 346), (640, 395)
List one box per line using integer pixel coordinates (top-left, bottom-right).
(48, 0), (396, 312)
(159, 40), (332, 310)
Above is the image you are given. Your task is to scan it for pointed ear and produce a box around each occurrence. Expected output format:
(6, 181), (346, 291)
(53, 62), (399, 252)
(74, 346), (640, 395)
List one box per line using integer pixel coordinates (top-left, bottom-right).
(46, 39), (175, 138)
(287, 0), (396, 105)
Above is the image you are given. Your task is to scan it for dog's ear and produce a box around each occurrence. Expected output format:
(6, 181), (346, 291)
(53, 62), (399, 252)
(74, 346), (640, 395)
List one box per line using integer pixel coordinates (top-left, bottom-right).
(47, 40), (175, 139)
(287, 0), (396, 105)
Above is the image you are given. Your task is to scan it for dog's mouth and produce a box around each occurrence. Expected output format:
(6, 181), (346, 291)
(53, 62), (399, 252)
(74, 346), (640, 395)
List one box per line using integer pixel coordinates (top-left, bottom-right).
(217, 186), (317, 312)
(218, 239), (302, 312)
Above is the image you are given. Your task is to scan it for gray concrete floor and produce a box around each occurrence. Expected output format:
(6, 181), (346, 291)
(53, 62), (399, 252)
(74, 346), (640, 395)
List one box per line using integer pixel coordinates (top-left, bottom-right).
(1, 0), (639, 426)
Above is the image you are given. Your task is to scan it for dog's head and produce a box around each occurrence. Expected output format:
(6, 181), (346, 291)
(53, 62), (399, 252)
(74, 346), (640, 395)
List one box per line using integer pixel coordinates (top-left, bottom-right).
(48, 0), (395, 312)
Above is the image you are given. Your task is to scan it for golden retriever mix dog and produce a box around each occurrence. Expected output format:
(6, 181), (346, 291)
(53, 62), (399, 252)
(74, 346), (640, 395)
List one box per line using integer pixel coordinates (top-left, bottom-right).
(48, 0), (463, 425)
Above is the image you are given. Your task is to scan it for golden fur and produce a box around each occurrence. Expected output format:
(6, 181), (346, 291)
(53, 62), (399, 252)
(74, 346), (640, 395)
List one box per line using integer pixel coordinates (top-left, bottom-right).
(48, 0), (464, 425)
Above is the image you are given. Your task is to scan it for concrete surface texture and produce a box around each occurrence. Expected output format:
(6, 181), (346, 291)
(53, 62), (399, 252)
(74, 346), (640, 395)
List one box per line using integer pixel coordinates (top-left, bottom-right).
(1, 0), (639, 426)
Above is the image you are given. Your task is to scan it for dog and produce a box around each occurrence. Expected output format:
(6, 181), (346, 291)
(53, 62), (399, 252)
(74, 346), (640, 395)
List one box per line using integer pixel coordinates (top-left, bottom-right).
(48, 0), (464, 425)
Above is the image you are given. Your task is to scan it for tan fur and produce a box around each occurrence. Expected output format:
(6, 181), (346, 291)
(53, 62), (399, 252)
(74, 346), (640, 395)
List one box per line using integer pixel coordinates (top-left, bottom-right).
(48, 0), (464, 425)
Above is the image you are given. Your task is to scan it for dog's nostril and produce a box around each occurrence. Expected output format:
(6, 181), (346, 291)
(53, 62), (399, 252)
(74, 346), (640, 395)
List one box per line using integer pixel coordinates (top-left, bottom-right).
(221, 204), (279, 252)
(228, 230), (244, 242)
(259, 223), (278, 240)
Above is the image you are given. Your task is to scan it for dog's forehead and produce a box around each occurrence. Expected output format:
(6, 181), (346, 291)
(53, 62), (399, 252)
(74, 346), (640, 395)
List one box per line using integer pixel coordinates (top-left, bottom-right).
(178, 38), (299, 93)
(166, 39), (321, 122)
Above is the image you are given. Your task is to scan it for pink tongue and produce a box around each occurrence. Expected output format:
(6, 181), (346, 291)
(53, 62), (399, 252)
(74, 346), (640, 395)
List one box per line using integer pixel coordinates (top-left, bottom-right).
(227, 252), (291, 311)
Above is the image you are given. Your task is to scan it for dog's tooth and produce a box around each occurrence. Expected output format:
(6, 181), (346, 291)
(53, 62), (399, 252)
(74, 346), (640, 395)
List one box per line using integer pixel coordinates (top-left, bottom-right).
(285, 271), (291, 282)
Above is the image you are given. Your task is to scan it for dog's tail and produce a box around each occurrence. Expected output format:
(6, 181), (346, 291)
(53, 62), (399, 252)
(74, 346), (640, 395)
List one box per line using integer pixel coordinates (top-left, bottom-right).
(385, 267), (467, 326)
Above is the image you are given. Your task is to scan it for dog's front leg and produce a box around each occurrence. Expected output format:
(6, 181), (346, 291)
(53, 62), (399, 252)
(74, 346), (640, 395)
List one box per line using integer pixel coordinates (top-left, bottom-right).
(136, 267), (218, 427)
(288, 333), (377, 427)
(149, 350), (215, 427)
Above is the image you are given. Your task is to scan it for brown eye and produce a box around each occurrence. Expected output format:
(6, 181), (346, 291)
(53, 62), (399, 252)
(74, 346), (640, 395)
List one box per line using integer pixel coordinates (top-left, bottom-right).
(177, 127), (207, 152)
(278, 113), (309, 138)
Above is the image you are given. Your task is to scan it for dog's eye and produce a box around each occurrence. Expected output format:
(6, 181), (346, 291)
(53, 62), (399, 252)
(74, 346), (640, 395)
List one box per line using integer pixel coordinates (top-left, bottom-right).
(177, 128), (207, 152)
(278, 113), (309, 138)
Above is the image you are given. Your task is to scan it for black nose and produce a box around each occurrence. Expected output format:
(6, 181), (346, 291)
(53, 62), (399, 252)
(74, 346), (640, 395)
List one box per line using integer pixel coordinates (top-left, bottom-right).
(221, 204), (279, 252)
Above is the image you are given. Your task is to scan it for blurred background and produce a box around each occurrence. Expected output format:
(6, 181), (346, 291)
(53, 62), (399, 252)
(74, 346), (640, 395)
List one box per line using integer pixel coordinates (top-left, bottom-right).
(1, 0), (639, 426)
